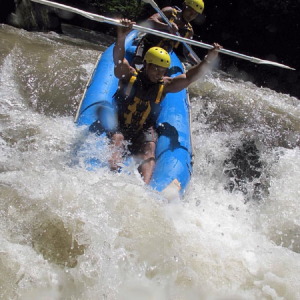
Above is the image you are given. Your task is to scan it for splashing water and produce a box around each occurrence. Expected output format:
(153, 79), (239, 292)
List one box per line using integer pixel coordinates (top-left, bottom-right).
(1, 24), (300, 300)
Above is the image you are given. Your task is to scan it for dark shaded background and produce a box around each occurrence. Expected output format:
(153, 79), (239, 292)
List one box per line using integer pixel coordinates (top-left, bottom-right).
(194, 0), (300, 99)
(1, 0), (300, 99)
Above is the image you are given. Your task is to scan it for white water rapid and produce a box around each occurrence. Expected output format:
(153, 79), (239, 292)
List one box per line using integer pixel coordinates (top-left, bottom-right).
(1, 24), (300, 300)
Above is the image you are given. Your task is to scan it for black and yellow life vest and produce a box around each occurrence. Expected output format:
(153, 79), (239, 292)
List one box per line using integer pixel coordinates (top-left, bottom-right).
(114, 70), (165, 134)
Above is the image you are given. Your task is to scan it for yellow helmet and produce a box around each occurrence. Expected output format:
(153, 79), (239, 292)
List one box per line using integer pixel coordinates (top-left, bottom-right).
(185, 0), (204, 14)
(144, 47), (171, 68)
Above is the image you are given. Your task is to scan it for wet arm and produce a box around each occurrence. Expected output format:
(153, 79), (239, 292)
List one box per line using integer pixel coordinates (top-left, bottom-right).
(164, 43), (222, 93)
(147, 7), (178, 34)
(113, 19), (135, 79)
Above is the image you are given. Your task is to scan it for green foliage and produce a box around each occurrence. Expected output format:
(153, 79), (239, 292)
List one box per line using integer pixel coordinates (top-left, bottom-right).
(94, 0), (147, 20)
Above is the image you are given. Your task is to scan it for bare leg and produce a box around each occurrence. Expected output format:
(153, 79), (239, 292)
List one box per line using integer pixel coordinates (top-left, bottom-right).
(109, 133), (125, 171)
(138, 141), (156, 184)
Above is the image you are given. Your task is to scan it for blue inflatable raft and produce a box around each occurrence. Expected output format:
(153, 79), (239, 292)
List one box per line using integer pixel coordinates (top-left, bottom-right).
(75, 30), (194, 197)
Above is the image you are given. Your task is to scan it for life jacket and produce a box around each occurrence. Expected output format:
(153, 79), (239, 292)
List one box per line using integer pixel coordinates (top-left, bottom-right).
(144, 7), (193, 52)
(114, 70), (165, 134)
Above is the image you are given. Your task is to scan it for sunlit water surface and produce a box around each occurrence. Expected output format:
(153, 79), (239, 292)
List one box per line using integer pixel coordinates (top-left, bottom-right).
(1, 24), (300, 300)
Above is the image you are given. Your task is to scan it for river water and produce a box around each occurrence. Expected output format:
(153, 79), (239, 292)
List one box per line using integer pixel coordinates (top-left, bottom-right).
(1, 24), (300, 300)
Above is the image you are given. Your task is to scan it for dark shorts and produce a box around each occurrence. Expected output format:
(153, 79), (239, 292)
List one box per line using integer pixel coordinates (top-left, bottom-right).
(106, 126), (158, 155)
(126, 126), (158, 154)
(92, 114), (158, 154)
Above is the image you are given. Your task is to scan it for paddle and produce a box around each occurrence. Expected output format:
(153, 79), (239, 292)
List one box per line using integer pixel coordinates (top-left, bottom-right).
(30, 0), (295, 70)
(142, 0), (201, 63)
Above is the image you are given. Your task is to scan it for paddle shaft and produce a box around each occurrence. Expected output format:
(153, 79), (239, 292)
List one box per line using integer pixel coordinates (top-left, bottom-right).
(30, 0), (295, 70)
